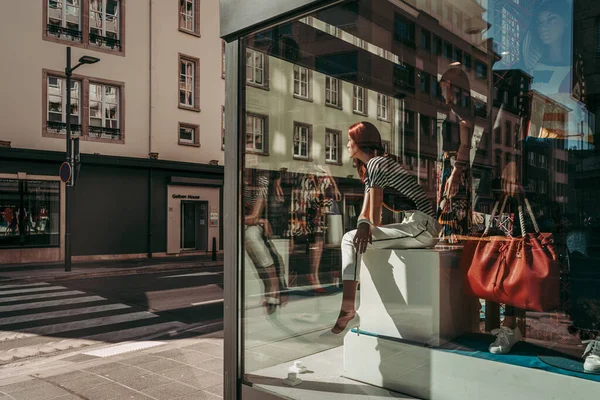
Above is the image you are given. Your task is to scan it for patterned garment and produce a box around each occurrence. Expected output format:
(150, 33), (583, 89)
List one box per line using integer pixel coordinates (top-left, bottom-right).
(287, 173), (330, 237)
(365, 155), (434, 217)
(244, 174), (269, 216)
(436, 151), (472, 243)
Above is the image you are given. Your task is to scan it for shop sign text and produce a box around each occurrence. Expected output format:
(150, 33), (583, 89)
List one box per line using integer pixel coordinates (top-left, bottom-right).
(172, 194), (201, 200)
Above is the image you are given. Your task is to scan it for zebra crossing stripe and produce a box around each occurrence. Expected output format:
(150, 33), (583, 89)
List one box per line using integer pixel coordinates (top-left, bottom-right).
(0, 296), (106, 312)
(0, 282), (51, 290)
(0, 286), (67, 296)
(0, 303), (131, 326)
(0, 311), (158, 341)
(0, 290), (85, 304)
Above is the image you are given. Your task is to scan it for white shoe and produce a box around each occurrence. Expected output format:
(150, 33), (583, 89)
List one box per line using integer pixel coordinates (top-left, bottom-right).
(582, 339), (600, 373)
(489, 326), (522, 354)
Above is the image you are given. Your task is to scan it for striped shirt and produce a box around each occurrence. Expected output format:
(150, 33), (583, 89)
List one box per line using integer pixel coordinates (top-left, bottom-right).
(365, 156), (434, 216)
(244, 175), (269, 214)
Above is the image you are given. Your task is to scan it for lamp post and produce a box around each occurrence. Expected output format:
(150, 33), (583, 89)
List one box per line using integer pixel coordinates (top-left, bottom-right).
(64, 47), (100, 272)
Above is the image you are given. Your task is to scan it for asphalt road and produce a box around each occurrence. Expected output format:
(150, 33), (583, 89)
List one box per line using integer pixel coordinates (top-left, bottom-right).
(0, 266), (224, 365)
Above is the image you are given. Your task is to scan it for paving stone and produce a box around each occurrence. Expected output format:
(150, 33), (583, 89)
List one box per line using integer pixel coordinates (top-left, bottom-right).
(0, 379), (47, 393)
(159, 365), (208, 382)
(115, 373), (171, 391)
(56, 373), (109, 391)
(169, 351), (216, 367)
(9, 384), (70, 400)
(203, 384), (223, 397)
(76, 383), (138, 400)
(45, 370), (95, 384)
(120, 355), (162, 366)
(84, 362), (127, 375)
(136, 359), (185, 373)
(142, 382), (197, 400)
(180, 371), (222, 390)
(110, 394), (154, 400)
(174, 390), (222, 400)
(183, 344), (223, 358)
(196, 357), (223, 374)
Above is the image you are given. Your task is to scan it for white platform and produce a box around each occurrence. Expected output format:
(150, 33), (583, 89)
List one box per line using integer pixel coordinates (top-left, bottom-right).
(353, 248), (478, 346)
(344, 333), (597, 400)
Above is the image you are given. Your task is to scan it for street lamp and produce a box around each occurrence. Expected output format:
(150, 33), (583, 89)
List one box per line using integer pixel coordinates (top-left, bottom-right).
(64, 47), (100, 272)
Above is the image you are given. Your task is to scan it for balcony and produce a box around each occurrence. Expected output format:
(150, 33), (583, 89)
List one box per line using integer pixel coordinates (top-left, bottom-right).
(89, 126), (121, 140)
(47, 121), (82, 134)
(89, 33), (122, 50)
(46, 25), (82, 41)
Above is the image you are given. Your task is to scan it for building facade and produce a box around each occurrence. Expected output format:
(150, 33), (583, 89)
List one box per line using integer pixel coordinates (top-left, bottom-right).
(0, 0), (225, 264)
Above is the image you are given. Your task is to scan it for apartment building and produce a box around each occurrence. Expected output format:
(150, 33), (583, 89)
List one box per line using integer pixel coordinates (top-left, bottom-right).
(0, 0), (225, 264)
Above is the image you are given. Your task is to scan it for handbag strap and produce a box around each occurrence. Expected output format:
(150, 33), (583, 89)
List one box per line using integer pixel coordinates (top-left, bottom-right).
(483, 195), (509, 236)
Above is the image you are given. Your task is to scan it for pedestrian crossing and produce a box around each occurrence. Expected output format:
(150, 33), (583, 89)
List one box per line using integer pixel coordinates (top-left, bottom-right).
(0, 281), (187, 363)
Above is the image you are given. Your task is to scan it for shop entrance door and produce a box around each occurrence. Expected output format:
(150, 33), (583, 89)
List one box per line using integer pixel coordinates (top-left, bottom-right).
(180, 201), (209, 251)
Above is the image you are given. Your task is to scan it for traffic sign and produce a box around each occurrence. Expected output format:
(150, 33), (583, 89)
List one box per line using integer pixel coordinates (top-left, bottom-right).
(59, 162), (72, 184)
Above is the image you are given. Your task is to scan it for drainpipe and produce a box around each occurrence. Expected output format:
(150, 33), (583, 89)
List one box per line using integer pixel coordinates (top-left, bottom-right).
(147, 0), (153, 258)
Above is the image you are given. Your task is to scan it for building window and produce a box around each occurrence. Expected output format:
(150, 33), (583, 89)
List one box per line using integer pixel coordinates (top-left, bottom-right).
(475, 61), (487, 79)
(0, 179), (61, 249)
(293, 122), (311, 159)
(47, 76), (82, 134)
(496, 150), (503, 177)
(89, 0), (121, 49)
(293, 65), (311, 99)
(179, 0), (200, 36)
(178, 122), (199, 146)
(421, 30), (431, 51)
(353, 85), (367, 114)
(382, 140), (390, 154)
(377, 94), (389, 121)
(221, 106), (225, 150)
(246, 49), (268, 88)
(47, 0), (82, 41)
(503, 91), (509, 104)
(444, 42), (453, 59)
(453, 48), (462, 63)
(325, 76), (341, 107)
(325, 129), (341, 164)
(179, 54), (200, 111)
(403, 110), (415, 134)
(432, 35), (442, 56)
(394, 13), (416, 48)
(453, 9), (461, 29)
(465, 53), (472, 70)
(494, 126), (501, 144)
(528, 152), (536, 166)
(420, 115), (431, 136)
(461, 89), (470, 109)
(420, 72), (430, 93)
(89, 82), (120, 139)
(505, 120), (512, 146)
(246, 113), (267, 154)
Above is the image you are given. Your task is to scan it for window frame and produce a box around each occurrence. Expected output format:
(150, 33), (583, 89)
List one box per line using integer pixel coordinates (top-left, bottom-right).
(245, 112), (268, 155)
(178, 53), (200, 112)
(293, 121), (312, 160)
(377, 93), (390, 122)
(88, 81), (121, 139)
(293, 65), (312, 101)
(43, 0), (127, 56)
(46, 75), (82, 135)
(42, 69), (125, 144)
(325, 128), (342, 165)
(325, 76), (342, 109)
(178, 0), (201, 37)
(178, 122), (200, 146)
(353, 85), (368, 116)
(246, 49), (269, 90)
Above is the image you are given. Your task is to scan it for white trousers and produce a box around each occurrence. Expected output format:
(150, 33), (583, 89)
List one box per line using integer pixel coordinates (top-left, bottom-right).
(341, 210), (439, 281)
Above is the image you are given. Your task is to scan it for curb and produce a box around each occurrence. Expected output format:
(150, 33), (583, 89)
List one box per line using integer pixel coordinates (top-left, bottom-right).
(0, 261), (224, 283)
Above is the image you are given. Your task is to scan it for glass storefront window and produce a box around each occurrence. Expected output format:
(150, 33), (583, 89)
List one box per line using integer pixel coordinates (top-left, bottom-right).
(0, 179), (60, 248)
(235, 0), (600, 398)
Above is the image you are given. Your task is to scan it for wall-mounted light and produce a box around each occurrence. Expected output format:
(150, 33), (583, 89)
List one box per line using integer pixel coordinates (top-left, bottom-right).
(0, 140), (11, 148)
(149, 152), (159, 159)
(209, 160), (219, 165)
(347, 175), (354, 179)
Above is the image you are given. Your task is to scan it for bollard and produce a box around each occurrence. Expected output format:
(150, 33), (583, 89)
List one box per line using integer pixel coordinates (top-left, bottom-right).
(212, 237), (217, 261)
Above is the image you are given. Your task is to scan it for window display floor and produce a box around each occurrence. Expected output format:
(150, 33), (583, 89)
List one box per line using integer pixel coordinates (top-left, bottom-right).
(247, 345), (417, 400)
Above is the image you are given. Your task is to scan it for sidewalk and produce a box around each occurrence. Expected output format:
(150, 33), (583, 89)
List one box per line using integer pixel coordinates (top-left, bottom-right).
(0, 329), (224, 400)
(0, 253), (224, 283)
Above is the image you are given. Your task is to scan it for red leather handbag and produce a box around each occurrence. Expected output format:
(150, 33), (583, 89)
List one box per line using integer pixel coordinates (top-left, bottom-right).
(461, 195), (560, 312)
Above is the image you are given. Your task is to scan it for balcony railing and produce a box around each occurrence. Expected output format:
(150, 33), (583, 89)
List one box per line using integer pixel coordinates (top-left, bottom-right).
(89, 126), (121, 139)
(89, 33), (122, 50)
(47, 121), (82, 134)
(47, 25), (82, 41)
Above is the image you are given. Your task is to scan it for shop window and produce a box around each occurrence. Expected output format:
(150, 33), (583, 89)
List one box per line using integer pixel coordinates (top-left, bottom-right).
(44, 0), (125, 54)
(353, 85), (367, 115)
(377, 93), (389, 121)
(293, 65), (311, 100)
(89, 82), (121, 139)
(293, 122), (311, 160)
(246, 49), (268, 88)
(46, 76), (82, 134)
(0, 179), (60, 249)
(178, 122), (199, 146)
(47, 0), (82, 41)
(325, 76), (341, 108)
(179, 0), (200, 36)
(179, 54), (200, 111)
(325, 128), (341, 164)
(245, 113), (267, 154)
(89, 0), (122, 49)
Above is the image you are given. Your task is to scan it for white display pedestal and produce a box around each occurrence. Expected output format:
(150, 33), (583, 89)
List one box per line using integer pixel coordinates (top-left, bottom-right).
(351, 248), (477, 346)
